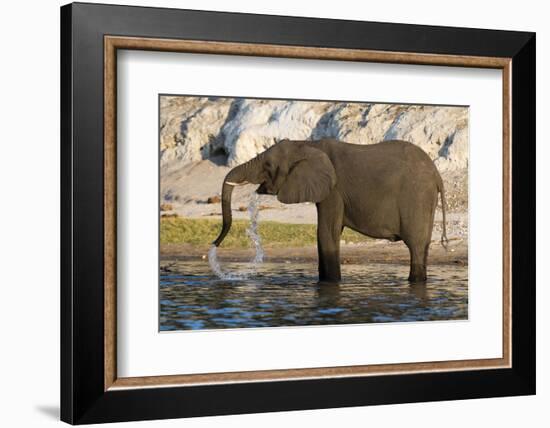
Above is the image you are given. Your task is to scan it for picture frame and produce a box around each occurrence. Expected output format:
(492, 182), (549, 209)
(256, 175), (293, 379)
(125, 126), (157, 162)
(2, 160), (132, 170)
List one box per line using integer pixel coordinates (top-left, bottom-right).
(60, 2), (535, 424)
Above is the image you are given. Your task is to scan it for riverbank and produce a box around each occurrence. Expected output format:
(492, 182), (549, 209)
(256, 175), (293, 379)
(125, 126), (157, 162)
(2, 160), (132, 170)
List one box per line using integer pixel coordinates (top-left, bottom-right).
(160, 238), (467, 266)
(161, 213), (467, 248)
(161, 217), (374, 247)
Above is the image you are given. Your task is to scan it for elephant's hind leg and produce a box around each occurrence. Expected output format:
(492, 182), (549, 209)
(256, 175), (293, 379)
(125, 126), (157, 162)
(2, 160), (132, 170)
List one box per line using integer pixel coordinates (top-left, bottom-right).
(407, 241), (430, 283)
(401, 187), (437, 283)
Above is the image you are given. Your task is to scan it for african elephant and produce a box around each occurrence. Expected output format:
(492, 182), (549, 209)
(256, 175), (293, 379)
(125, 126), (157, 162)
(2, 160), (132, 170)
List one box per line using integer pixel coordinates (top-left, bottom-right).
(213, 139), (448, 283)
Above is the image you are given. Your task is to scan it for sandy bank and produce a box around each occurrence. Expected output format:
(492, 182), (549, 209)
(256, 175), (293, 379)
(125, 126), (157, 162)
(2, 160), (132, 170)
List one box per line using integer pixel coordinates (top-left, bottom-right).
(161, 239), (467, 266)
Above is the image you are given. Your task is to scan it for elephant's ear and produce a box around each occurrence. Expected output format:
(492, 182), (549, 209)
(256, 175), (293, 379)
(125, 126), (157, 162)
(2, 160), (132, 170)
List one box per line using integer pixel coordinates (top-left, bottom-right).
(277, 145), (337, 204)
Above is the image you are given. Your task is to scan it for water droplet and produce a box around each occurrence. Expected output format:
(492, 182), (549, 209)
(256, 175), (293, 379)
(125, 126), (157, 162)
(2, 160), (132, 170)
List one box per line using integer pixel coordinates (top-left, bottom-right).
(209, 193), (264, 280)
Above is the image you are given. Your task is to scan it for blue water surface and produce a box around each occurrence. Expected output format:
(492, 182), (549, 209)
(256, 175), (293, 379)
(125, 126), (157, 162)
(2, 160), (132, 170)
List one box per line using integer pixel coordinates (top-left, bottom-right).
(159, 261), (468, 331)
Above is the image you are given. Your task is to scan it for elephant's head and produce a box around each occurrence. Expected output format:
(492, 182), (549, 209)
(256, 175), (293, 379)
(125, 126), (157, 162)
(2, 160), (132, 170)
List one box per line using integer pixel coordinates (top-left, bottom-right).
(212, 140), (337, 247)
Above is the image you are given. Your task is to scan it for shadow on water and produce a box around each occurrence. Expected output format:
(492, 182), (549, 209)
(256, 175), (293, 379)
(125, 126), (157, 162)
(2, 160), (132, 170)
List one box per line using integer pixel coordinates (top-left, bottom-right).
(159, 261), (468, 331)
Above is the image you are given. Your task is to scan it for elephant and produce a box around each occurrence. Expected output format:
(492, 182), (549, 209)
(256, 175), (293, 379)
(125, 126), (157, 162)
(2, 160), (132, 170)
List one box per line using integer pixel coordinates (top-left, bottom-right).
(212, 139), (448, 284)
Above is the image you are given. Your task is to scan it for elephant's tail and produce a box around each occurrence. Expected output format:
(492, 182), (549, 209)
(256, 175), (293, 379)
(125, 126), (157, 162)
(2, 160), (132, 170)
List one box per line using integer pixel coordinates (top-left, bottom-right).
(438, 178), (449, 251)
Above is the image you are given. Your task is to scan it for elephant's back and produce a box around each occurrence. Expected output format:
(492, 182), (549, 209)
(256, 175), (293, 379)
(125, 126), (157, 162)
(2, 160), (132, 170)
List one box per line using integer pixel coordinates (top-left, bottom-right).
(332, 140), (438, 174)
(316, 139), (441, 187)
(364, 140), (440, 180)
(366, 139), (433, 162)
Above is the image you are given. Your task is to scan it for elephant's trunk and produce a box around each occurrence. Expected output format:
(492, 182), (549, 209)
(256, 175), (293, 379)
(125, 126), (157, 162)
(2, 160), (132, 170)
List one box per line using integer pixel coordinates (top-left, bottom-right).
(212, 158), (262, 247)
(212, 181), (236, 247)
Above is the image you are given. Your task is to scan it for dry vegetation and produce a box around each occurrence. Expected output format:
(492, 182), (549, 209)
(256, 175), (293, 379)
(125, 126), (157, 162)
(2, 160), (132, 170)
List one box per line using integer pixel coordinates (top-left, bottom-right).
(160, 217), (371, 248)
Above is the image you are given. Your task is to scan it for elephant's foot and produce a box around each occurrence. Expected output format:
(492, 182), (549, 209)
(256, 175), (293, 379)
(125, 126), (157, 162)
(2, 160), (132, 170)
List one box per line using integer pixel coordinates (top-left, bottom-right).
(318, 263), (342, 284)
(318, 275), (341, 285)
(408, 264), (427, 283)
(317, 257), (341, 284)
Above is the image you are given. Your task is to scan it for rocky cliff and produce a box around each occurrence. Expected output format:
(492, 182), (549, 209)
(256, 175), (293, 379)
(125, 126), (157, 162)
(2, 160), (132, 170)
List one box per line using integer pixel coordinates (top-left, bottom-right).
(160, 96), (468, 172)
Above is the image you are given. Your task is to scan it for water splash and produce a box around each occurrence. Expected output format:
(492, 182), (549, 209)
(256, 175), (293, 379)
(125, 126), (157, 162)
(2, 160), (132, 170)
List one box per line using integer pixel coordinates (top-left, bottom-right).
(246, 193), (264, 264)
(208, 193), (264, 280)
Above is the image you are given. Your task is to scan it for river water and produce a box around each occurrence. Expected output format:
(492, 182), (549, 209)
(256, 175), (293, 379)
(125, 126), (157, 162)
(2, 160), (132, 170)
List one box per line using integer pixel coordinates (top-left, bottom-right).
(159, 261), (468, 331)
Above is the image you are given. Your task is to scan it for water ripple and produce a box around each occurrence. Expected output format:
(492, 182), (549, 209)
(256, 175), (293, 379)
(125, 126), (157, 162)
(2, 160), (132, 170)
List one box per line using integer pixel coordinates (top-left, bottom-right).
(160, 261), (468, 331)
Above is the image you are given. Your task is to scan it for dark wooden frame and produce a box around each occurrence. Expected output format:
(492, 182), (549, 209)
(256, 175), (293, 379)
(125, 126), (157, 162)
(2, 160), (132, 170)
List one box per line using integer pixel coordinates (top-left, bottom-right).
(61, 2), (536, 424)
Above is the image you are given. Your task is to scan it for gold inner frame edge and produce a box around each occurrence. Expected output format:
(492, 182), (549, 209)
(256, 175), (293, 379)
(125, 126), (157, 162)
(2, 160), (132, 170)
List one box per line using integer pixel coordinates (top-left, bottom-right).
(104, 36), (512, 391)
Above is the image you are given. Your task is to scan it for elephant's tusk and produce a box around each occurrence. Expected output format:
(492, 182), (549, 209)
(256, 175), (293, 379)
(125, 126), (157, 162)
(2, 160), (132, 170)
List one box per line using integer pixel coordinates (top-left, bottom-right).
(226, 181), (249, 186)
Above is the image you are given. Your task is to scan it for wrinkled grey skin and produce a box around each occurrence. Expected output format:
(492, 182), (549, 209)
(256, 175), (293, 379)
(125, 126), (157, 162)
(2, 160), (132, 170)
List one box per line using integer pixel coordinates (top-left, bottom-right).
(213, 139), (448, 284)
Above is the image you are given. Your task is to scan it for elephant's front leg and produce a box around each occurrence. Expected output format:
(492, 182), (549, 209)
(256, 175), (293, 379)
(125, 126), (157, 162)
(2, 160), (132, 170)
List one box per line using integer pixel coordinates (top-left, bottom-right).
(316, 191), (344, 283)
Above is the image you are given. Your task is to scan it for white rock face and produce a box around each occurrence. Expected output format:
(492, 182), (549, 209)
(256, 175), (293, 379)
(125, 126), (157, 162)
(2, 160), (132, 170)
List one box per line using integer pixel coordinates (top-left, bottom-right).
(160, 96), (468, 172)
